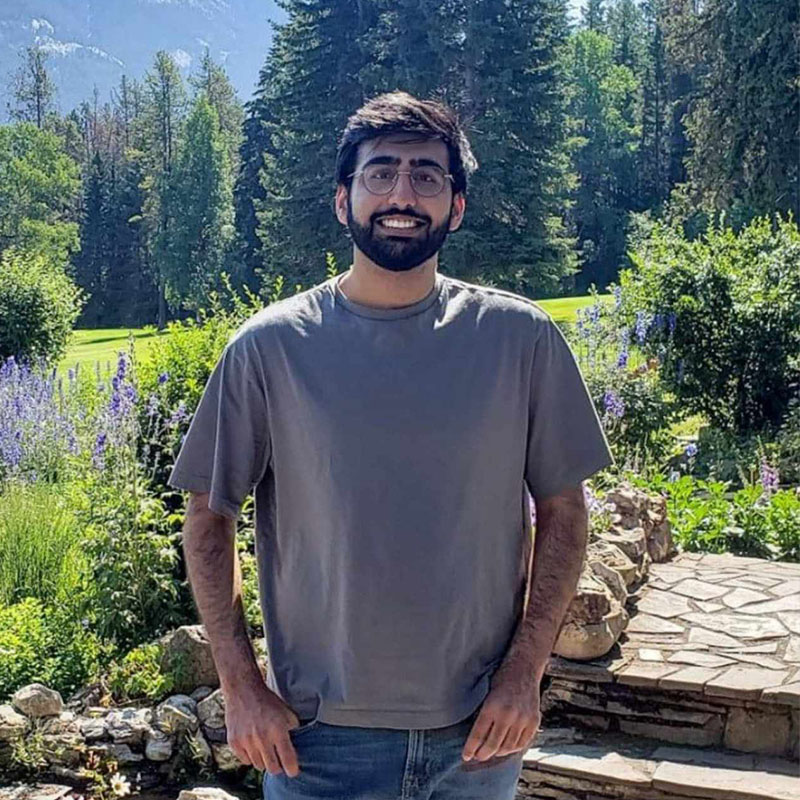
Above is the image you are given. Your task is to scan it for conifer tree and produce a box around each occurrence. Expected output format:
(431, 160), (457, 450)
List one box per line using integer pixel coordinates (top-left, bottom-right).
(159, 94), (234, 312)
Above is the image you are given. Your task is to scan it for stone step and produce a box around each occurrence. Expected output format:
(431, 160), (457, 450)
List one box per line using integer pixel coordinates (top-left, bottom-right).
(542, 655), (799, 760)
(517, 732), (800, 800)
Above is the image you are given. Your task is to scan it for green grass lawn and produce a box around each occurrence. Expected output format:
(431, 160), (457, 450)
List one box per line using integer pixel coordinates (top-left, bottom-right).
(59, 293), (609, 376)
(58, 327), (168, 378)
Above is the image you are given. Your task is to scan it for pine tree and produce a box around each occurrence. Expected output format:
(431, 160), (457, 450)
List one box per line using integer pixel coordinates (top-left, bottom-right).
(159, 94), (234, 312)
(252, 0), (374, 292)
(74, 151), (109, 325)
(668, 0), (799, 223)
(7, 44), (57, 129)
(141, 51), (187, 328)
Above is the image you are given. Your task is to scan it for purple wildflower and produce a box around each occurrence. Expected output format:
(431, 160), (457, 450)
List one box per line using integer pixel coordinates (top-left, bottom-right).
(613, 285), (622, 310)
(760, 458), (779, 496)
(158, 371), (170, 385)
(685, 443), (698, 458)
(634, 311), (650, 345)
(616, 328), (630, 369)
(667, 312), (677, 336)
(603, 390), (625, 419)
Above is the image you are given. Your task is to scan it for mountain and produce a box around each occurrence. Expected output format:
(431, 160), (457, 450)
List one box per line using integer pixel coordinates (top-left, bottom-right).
(0, 0), (285, 119)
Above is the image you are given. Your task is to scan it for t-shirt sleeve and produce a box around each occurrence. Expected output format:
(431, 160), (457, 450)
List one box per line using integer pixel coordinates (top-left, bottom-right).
(524, 315), (614, 500)
(166, 332), (271, 520)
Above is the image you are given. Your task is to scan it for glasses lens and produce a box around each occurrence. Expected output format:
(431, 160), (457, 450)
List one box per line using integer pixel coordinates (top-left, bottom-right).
(363, 164), (397, 195)
(362, 164), (446, 196)
(411, 166), (445, 196)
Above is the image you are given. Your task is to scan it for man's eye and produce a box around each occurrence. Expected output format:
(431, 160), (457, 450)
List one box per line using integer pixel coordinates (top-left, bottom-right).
(373, 169), (393, 179)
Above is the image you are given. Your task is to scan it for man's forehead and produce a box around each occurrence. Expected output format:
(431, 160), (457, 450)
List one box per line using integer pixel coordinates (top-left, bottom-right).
(356, 134), (448, 166)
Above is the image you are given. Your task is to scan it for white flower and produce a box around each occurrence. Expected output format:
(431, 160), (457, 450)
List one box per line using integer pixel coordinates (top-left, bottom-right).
(110, 773), (131, 797)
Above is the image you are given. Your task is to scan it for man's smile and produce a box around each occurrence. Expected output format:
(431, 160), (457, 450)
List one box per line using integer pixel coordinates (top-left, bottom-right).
(375, 215), (428, 234)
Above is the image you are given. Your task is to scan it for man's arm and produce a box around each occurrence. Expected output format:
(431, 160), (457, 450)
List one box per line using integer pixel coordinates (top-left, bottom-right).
(182, 490), (304, 778)
(461, 483), (588, 762)
(498, 482), (588, 682)
(182, 491), (265, 697)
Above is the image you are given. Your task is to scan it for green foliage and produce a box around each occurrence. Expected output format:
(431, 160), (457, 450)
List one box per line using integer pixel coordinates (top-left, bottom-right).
(0, 482), (88, 607)
(106, 642), (175, 703)
(0, 597), (111, 703)
(78, 478), (192, 654)
(136, 273), (265, 493)
(158, 94), (235, 312)
(564, 27), (641, 292)
(583, 360), (678, 470)
(628, 473), (800, 561)
(0, 247), (86, 367)
(618, 214), (800, 434)
(0, 122), (80, 257)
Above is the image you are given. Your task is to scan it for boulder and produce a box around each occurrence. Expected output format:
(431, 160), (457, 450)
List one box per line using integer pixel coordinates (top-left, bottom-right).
(0, 704), (30, 742)
(197, 689), (226, 729)
(11, 684), (63, 718)
(158, 626), (219, 693)
(153, 695), (199, 735)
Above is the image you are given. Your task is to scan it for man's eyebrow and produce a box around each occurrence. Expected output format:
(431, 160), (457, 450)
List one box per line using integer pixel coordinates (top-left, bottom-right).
(360, 155), (447, 170)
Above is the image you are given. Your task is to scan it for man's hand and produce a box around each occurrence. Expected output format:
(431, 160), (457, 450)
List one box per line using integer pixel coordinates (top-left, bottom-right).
(461, 666), (541, 762)
(224, 680), (304, 778)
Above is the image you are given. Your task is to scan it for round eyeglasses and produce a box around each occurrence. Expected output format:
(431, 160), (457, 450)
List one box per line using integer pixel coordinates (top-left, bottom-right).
(348, 164), (454, 197)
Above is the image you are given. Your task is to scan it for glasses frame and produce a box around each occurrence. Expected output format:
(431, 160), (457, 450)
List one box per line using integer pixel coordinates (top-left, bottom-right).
(347, 164), (455, 197)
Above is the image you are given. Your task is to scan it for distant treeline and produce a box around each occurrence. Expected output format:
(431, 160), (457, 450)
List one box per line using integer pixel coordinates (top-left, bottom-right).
(1, 0), (796, 329)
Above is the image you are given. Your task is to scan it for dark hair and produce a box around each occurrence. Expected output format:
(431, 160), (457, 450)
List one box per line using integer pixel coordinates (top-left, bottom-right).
(335, 90), (478, 196)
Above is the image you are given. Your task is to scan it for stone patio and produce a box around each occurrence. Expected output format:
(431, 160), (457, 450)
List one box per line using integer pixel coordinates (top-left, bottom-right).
(519, 552), (800, 798)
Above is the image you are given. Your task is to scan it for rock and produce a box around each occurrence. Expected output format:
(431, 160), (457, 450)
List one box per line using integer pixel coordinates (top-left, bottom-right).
(191, 686), (215, 703)
(88, 742), (145, 764)
(589, 559), (628, 605)
(186, 730), (213, 765)
(178, 788), (241, 800)
(724, 706), (793, 757)
(0, 704), (30, 742)
(153, 695), (199, 735)
(79, 716), (107, 741)
(144, 728), (174, 761)
(197, 689), (225, 729)
(158, 626), (219, 692)
(210, 742), (243, 771)
(11, 684), (63, 718)
(42, 735), (85, 767)
(604, 482), (675, 564)
(586, 540), (639, 587)
(106, 707), (153, 746)
(554, 569), (628, 660)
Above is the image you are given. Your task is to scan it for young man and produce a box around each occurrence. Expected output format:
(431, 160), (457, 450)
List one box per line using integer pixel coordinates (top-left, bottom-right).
(168, 91), (614, 800)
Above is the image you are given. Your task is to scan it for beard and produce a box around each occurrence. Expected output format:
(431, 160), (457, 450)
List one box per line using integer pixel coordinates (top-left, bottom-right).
(346, 196), (453, 273)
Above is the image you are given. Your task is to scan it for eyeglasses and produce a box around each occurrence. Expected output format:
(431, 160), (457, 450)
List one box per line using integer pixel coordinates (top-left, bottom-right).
(348, 163), (454, 197)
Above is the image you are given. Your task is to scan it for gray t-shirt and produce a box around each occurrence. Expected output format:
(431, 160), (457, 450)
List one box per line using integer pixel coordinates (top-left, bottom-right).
(167, 270), (614, 730)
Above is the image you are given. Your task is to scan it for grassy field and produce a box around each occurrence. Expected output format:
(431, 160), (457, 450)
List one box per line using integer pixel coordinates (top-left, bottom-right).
(59, 293), (610, 376)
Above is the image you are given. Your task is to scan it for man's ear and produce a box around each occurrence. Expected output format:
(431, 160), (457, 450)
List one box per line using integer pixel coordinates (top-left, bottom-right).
(449, 192), (466, 232)
(335, 184), (349, 226)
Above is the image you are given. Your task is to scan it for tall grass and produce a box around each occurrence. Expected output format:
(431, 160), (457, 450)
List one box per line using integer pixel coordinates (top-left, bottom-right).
(0, 482), (88, 607)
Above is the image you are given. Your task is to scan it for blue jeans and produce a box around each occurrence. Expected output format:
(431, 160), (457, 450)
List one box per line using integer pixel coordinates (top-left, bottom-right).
(262, 707), (525, 800)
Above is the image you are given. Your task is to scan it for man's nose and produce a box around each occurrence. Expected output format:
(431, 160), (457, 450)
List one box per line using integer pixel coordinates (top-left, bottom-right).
(386, 171), (418, 207)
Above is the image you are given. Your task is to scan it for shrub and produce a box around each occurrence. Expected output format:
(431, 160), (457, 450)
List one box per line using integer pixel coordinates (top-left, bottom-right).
(105, 642), (175, 703)
(0, 247), (85, 368)
(0, 597), (111, 703)
(628, 472), (800, 561)
(564, 292), (680, 474)
(617, 213), (800, 435)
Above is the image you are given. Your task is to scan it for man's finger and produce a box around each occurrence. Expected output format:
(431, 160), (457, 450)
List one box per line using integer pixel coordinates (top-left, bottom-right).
(275, 734), (300, 778)
(462, 714), (494, 760)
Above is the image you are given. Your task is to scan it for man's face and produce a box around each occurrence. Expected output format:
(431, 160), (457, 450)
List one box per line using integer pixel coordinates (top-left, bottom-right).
(335, 134), (465, 272)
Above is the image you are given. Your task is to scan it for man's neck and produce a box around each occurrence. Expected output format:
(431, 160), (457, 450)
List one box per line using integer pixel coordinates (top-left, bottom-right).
(338, 259), (438, 309)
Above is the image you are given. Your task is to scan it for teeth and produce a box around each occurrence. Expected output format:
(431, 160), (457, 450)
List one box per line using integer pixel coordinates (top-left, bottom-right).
(380, 218), (420, 229)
